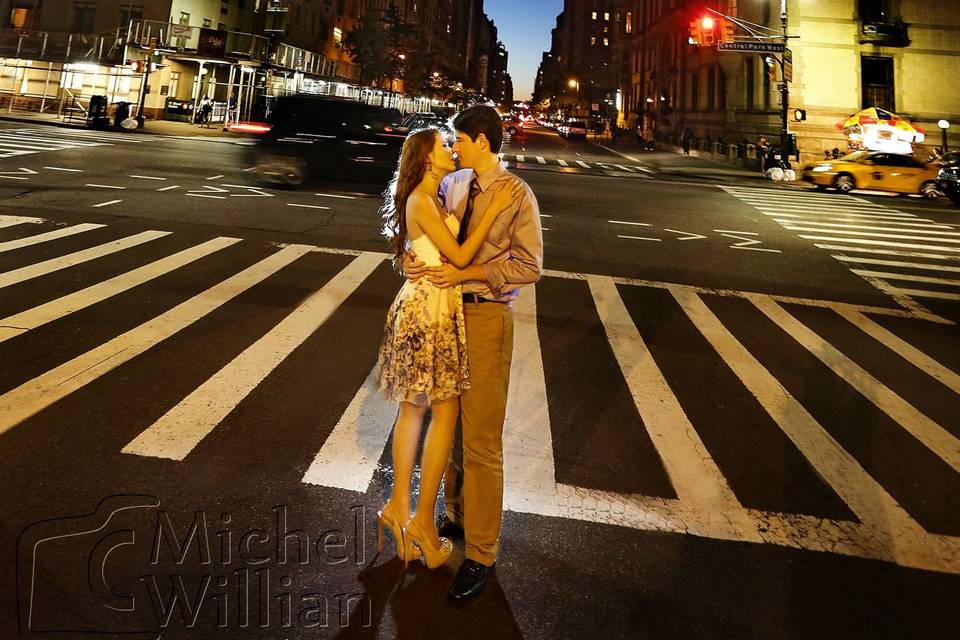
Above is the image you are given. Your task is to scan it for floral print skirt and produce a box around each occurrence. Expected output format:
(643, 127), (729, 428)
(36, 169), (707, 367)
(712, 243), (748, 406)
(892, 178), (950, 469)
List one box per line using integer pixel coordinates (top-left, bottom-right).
(377, 278), (470, 406)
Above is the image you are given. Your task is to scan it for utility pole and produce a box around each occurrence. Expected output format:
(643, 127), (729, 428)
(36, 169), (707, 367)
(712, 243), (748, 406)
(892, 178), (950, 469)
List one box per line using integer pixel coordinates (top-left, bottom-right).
(780, 0), (790, 160)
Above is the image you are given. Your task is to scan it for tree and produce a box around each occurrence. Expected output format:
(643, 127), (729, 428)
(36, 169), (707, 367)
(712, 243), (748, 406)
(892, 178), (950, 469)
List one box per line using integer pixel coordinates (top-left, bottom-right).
(344, 10), (390, 86)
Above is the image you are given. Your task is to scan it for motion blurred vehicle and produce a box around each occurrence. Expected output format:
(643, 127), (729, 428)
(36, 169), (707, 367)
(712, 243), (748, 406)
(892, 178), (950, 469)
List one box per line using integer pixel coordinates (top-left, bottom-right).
(251, 95), (405, 186)
(937, 156), (960, 205)
(502, 115), (523, 136)
(400, 112), (454, 140)
(559, 120), (587, 140)
(800, 151), (941, 197)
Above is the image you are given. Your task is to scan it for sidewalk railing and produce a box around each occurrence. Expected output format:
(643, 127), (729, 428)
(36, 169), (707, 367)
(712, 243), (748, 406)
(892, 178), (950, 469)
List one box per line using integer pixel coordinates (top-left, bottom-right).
(125, 20), (270, 62)
(0, 27), (124, 65)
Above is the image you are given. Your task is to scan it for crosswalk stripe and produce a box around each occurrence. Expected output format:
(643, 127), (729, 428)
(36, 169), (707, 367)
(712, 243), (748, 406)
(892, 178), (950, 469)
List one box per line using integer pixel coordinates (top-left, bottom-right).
(0, 223), (104, 253)
(813, 244), (960, 260)
(839, 309), (960, 395)
(787, 227), (960, 244)
(515, 154), (525, 163)
(749, 203), (918, 218)
(0, 236), (241, 343)
(774, 220), (960, 235)
(769, 213), (951, 228)
(576, 160), (590, 169)
(536, 156), (546, 164)
(556, 159), (568, 167)
(0, 133), (103, 147)
(503, 285), (556, 508)
(0, 215), (44, 229)
(0, 244), (313, 435)
(0, 230), (170, 289)
(799, 236), (960, 253)
(851, 269), (960, 287)
(590, 276), (749, 534)
(123, 252), (385, 461)
(872, 283), (960, 301)
(0, 140), (65, 151)
(749, 295), (960, 474)
(675, 288), (928, 544)
(833, 255), (960, 273)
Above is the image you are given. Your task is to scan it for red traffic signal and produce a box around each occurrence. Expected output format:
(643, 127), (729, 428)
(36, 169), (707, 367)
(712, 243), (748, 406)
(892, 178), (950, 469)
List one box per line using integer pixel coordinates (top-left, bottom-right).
(700, 15), (716, 46)
(688, 20), (702, 45)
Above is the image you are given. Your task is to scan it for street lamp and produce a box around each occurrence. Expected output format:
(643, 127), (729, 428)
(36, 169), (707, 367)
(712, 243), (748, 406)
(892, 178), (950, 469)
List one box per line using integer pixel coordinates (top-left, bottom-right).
(939, 119), (951, 152)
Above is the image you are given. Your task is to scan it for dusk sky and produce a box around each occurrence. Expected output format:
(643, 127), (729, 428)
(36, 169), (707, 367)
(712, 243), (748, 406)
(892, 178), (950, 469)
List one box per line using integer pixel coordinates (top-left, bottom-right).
(484, 0), (563, 101)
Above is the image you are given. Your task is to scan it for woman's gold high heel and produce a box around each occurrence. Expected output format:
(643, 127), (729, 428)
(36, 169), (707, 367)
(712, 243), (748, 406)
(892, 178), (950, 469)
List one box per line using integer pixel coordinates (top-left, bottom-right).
(403, 518), (453, 569)
(377, 503), (419, 564)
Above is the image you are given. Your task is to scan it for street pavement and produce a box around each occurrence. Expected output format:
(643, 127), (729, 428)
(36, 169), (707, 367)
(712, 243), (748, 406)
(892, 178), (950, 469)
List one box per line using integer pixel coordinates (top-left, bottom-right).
(1, 121), (959, 638)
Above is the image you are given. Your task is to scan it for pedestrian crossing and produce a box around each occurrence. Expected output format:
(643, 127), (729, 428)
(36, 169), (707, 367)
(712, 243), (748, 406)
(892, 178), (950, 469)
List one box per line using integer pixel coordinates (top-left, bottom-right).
(722, 186), (960, 308)
(0, 127), (142, 159)
(1, 213), (959, 574)
(497, 152), (653, 176)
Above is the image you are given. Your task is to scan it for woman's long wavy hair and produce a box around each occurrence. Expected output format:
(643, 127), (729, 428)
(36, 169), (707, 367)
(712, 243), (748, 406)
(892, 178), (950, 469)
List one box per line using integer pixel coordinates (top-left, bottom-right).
(380, 127), (439, 270)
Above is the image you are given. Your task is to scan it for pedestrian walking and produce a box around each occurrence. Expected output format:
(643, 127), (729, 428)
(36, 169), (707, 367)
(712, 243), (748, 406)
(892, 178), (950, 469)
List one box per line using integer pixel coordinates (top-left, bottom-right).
(757, 134), (769, 173)
(403, 105), (543, 604)
(200, 96), (213, 127)
(681, 126), (692, 156)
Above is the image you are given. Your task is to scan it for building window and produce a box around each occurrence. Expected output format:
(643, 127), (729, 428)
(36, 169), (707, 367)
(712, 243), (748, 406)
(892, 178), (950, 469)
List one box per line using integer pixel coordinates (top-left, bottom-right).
(220, 0), (228, 16)
(119, 4), (143, 28)
(333, 27), (343, 47)
(592, 11), (597, 20)
(745, 57), (755, 110)
(707, 66), (715, 111)
(604, 12), (610, 20)
(71, 1), (96, 33)
(690, 71), (698, 111)
(625, 12), (632, 34)
(861, 55), (894, 110)
(590, 36), (596, 45)
(202, 17), (212, 28)
(603, 38), (609, 46)
(179, 11), (189, 25)
(169, 71), (180, 97)
(858, 0), (891, 22)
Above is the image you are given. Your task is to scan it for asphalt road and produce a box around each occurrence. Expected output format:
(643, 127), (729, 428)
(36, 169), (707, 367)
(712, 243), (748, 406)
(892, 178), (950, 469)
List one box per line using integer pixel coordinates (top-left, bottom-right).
(1, 121), (959, 639)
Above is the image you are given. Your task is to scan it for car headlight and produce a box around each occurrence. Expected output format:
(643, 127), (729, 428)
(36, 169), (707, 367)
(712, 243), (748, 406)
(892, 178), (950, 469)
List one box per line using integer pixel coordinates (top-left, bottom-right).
(812, 165), (833, 172)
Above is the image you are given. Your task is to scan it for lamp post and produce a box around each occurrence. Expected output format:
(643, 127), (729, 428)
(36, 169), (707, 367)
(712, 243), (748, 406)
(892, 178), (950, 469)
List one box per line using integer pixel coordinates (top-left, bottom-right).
(568, 78), (579, 116)
(939, 119), (951, 152)
(779, 0), (790, 161)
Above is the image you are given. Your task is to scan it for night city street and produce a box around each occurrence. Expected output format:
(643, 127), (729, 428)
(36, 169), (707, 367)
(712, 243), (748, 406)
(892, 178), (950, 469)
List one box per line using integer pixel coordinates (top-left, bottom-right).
(1, 119), (959, 638)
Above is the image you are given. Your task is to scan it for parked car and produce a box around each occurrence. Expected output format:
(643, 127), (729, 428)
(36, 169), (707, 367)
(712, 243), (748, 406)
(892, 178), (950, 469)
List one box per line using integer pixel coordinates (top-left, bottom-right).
(251, 95), (406, 186)
(800, 151), (941, 197)
(937, 157), (960, 205)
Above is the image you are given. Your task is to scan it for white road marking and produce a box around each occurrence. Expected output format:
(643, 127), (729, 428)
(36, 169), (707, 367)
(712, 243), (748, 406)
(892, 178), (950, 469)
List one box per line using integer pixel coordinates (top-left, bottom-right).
(676, 288), (937, 570)
(799, 236), (960, 253)
(287, 203), (330, 210)
(617, 235), (661, 241)
(0, 215), (43, 229)
(539, 214), (552, 218)
(785, 227), (960, 244)
(556, 159), (568, 167)
(125, 252), (383, 461)
(185, 194), (226, 199)
(157, 185), (180, 192)
(0, 230), (170, 289)
(713, 229), (758, 235)
(44, 166), (83, 172)
(0, 223), (103, 253)
(851, 269), (960, 287)
(315, 193), (357, 199)
(503, 286), (558, 510)
(813, 244), (960, 260)
(663, 229), (707, 240)
(130, 175), (168, 181)
(541, 227), (550, 231)
(591, 277), (752, 539)
(775, 220), (960, 235)
(872, 283), (960, 301)
(85, 184), (126, 190)
(750, 295), (960, 473)
(242, 167), (258, 172)
(833, 256), (960, 273)
(205, 174), (225, 180)
(516, 154), (526, 163)
(719, 232), (780, 253)
(751, 204), (919, 219)
(0, 245), (313, 435)
(0, 237), (240, 343)
(576, 160), (590, 169)
(608, 220), (651, 226)
(92, 199), (122, 208)
(536, 156), (546, 164)
(769, 213), (950, 228)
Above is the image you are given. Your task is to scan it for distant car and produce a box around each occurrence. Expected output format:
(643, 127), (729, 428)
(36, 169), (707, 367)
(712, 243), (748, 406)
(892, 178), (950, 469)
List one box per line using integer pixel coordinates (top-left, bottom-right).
(565, 120), (587, 140)
(800, 151), (941, 197)
(252, 95), (406, 186)
(937, 157), (960, 205)
(502, 115), (523, 136)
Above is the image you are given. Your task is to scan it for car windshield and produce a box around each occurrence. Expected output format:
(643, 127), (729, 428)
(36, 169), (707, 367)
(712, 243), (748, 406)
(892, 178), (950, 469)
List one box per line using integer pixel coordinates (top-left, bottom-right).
(840, 151), (870, 162)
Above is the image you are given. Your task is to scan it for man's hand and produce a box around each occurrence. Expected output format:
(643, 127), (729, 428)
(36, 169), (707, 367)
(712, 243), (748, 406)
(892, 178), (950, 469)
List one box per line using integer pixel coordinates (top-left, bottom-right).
(425, 264), (464, 289)
(403, 251), (427, 282)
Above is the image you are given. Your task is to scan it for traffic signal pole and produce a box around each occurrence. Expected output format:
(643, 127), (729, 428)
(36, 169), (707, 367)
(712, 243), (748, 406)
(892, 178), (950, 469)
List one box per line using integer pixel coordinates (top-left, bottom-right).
(780, 0), (790, 161)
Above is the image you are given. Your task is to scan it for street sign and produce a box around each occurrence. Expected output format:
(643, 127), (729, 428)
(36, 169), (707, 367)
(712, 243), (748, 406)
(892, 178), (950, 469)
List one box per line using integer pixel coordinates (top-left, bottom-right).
(718, 41), (785, 53)
(783, 48), (793, 82)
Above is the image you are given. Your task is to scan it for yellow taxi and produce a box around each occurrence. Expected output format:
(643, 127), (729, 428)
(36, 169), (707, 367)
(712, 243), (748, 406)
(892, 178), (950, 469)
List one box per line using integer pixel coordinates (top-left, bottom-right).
(801, 151), (941, 198)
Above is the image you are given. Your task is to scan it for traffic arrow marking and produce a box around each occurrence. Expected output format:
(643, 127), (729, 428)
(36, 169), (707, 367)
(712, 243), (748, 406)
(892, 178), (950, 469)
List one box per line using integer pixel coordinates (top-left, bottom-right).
(663, 228), (707, 241)
(0, 167), (37, 180)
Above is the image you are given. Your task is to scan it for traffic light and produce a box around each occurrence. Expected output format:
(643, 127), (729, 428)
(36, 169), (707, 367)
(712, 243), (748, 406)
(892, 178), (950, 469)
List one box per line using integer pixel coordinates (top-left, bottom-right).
(793, 108), (807, 122)
(719, 18), (735, 44)
(688, 20), (702, 45)
(700, 16), (716, 46)
(130, 60), (144, 73)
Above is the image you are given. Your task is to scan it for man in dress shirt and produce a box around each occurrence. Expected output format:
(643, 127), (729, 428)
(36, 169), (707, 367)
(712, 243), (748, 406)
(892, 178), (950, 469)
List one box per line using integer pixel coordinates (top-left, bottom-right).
(405, 105), (543, 604)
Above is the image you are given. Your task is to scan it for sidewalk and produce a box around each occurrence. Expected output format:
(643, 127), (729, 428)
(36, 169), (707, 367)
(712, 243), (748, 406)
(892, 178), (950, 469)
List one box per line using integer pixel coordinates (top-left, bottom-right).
(588, 131), (772, 182)
(0, 110), (250, 142)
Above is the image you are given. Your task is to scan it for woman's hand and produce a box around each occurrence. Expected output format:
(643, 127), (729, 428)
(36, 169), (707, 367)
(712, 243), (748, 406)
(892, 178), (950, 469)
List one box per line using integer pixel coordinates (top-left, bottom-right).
(486, 180), (524, 217)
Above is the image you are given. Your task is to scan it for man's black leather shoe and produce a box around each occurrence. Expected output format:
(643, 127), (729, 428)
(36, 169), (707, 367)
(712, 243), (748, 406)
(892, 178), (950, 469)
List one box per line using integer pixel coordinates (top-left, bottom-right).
(437, 513), (464, 539)
(447, 559), (494, 605)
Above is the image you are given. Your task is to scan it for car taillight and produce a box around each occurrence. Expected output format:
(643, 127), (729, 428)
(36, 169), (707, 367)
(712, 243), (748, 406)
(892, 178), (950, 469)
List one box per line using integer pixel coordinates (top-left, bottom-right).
(226, 122), (272, 134)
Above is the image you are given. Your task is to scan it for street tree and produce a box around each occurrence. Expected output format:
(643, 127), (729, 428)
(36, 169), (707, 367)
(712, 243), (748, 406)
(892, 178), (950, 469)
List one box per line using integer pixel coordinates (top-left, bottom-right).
(344, 10), (390, 86)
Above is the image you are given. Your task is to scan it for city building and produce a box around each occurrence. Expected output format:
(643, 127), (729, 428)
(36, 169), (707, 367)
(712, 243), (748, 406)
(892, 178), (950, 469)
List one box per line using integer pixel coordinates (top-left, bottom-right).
(616, 0), (960, 163)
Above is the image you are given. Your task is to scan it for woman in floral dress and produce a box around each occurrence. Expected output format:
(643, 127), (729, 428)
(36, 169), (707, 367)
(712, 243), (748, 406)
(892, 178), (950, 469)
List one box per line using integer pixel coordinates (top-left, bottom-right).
(376, 127), (518, 568)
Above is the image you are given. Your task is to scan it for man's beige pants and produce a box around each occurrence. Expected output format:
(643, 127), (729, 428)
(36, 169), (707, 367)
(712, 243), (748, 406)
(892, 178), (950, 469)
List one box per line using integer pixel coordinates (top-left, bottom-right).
(444, 299), (514, 566)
